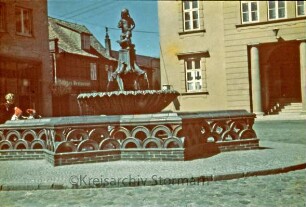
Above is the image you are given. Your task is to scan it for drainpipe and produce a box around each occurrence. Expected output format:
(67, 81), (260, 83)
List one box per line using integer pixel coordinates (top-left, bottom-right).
(50, 38), (59, 84)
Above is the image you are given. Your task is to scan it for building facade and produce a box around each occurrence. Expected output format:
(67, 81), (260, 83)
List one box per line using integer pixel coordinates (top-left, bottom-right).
(49, 17), (117, 116)
(158, 1), (306, 115)
(0, 0), (52, 116)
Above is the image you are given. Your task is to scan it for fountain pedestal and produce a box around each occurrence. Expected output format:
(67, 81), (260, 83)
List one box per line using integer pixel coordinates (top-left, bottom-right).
(112, 46), (149, 91)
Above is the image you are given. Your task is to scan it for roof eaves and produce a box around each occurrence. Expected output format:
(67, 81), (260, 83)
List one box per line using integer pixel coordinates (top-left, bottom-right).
(58, 49), (99, 58)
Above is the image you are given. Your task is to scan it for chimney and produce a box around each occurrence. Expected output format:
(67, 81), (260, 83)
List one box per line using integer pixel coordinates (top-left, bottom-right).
(105, 27), (112, 57)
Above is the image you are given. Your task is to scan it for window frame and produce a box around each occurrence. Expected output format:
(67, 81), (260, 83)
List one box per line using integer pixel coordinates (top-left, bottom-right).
(241, 1), (259, 24)
(182, 0), (200, 32)
(15, 6), (33, 36)
(0, 2), (6, 32)
(268, 1), (287, 20)
(185, 58), (203, 93)
(81, 33), (91, 50)
(296, 1), (306, 17)
(90, 63), (97, 81)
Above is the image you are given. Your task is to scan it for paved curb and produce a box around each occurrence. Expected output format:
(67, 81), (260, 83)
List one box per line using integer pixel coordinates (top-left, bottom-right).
(1, 163), (305, 191)
(255, 115), (306, 121)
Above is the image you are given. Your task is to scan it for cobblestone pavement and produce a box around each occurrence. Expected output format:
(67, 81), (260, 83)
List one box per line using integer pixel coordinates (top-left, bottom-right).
(0, 119), (305, 206)
(254, 120), (306, 145)
(0, 169), (305, 207)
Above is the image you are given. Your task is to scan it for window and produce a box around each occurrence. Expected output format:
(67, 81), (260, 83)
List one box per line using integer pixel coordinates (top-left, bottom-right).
(15, 7), (32, 36)
(90, 63), (97, 80)
(106, 65), (114, 81)
(185, 59), (202, 92)
(241, 1), (259, 23)
(0, 3), (5, 32)
(268, 1), (286, 20)
(81, 33), (91, 50)
(177, 51), (209, 93)
(297, 1), (306, 16)
(183, 1), (200, 31)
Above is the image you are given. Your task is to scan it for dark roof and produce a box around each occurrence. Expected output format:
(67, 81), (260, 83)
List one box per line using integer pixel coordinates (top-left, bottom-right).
(111, 50), (160, 69)
(48, 17), (115, 60)
(49, 17), (91, 34)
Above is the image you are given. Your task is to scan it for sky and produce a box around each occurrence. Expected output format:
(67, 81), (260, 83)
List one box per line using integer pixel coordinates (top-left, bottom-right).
(47, 0), (160, 58)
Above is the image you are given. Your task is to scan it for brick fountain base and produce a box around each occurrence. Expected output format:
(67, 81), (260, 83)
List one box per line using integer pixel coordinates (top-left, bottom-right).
(0, 110), (258, 166)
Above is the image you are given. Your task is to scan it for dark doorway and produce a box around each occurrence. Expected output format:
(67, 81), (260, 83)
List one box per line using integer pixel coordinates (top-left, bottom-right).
(260, 41), (301, 114)
(0, 60), (39, 112)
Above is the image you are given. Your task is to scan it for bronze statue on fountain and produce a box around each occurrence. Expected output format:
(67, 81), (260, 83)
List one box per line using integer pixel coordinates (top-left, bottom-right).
(112, 8), (149, 91)
(77, 8), (179, 115)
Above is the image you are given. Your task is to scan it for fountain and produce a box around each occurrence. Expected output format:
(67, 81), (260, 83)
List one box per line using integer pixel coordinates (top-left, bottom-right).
(0, 9), (259, 166)
(77, 8), (179, 115)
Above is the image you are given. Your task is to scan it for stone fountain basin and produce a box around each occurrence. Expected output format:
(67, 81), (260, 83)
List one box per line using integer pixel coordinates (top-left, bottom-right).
(77, 90), (180, 115)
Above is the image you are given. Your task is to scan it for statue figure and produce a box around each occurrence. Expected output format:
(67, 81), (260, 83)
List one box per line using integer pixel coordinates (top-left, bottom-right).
(111, 8), (149, 91)
(116, 8), (135, 49)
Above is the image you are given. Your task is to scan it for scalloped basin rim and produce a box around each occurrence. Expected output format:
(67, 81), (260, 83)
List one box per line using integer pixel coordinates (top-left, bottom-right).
(77, 90), (180, 115)
(77, 90), (180, 99)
